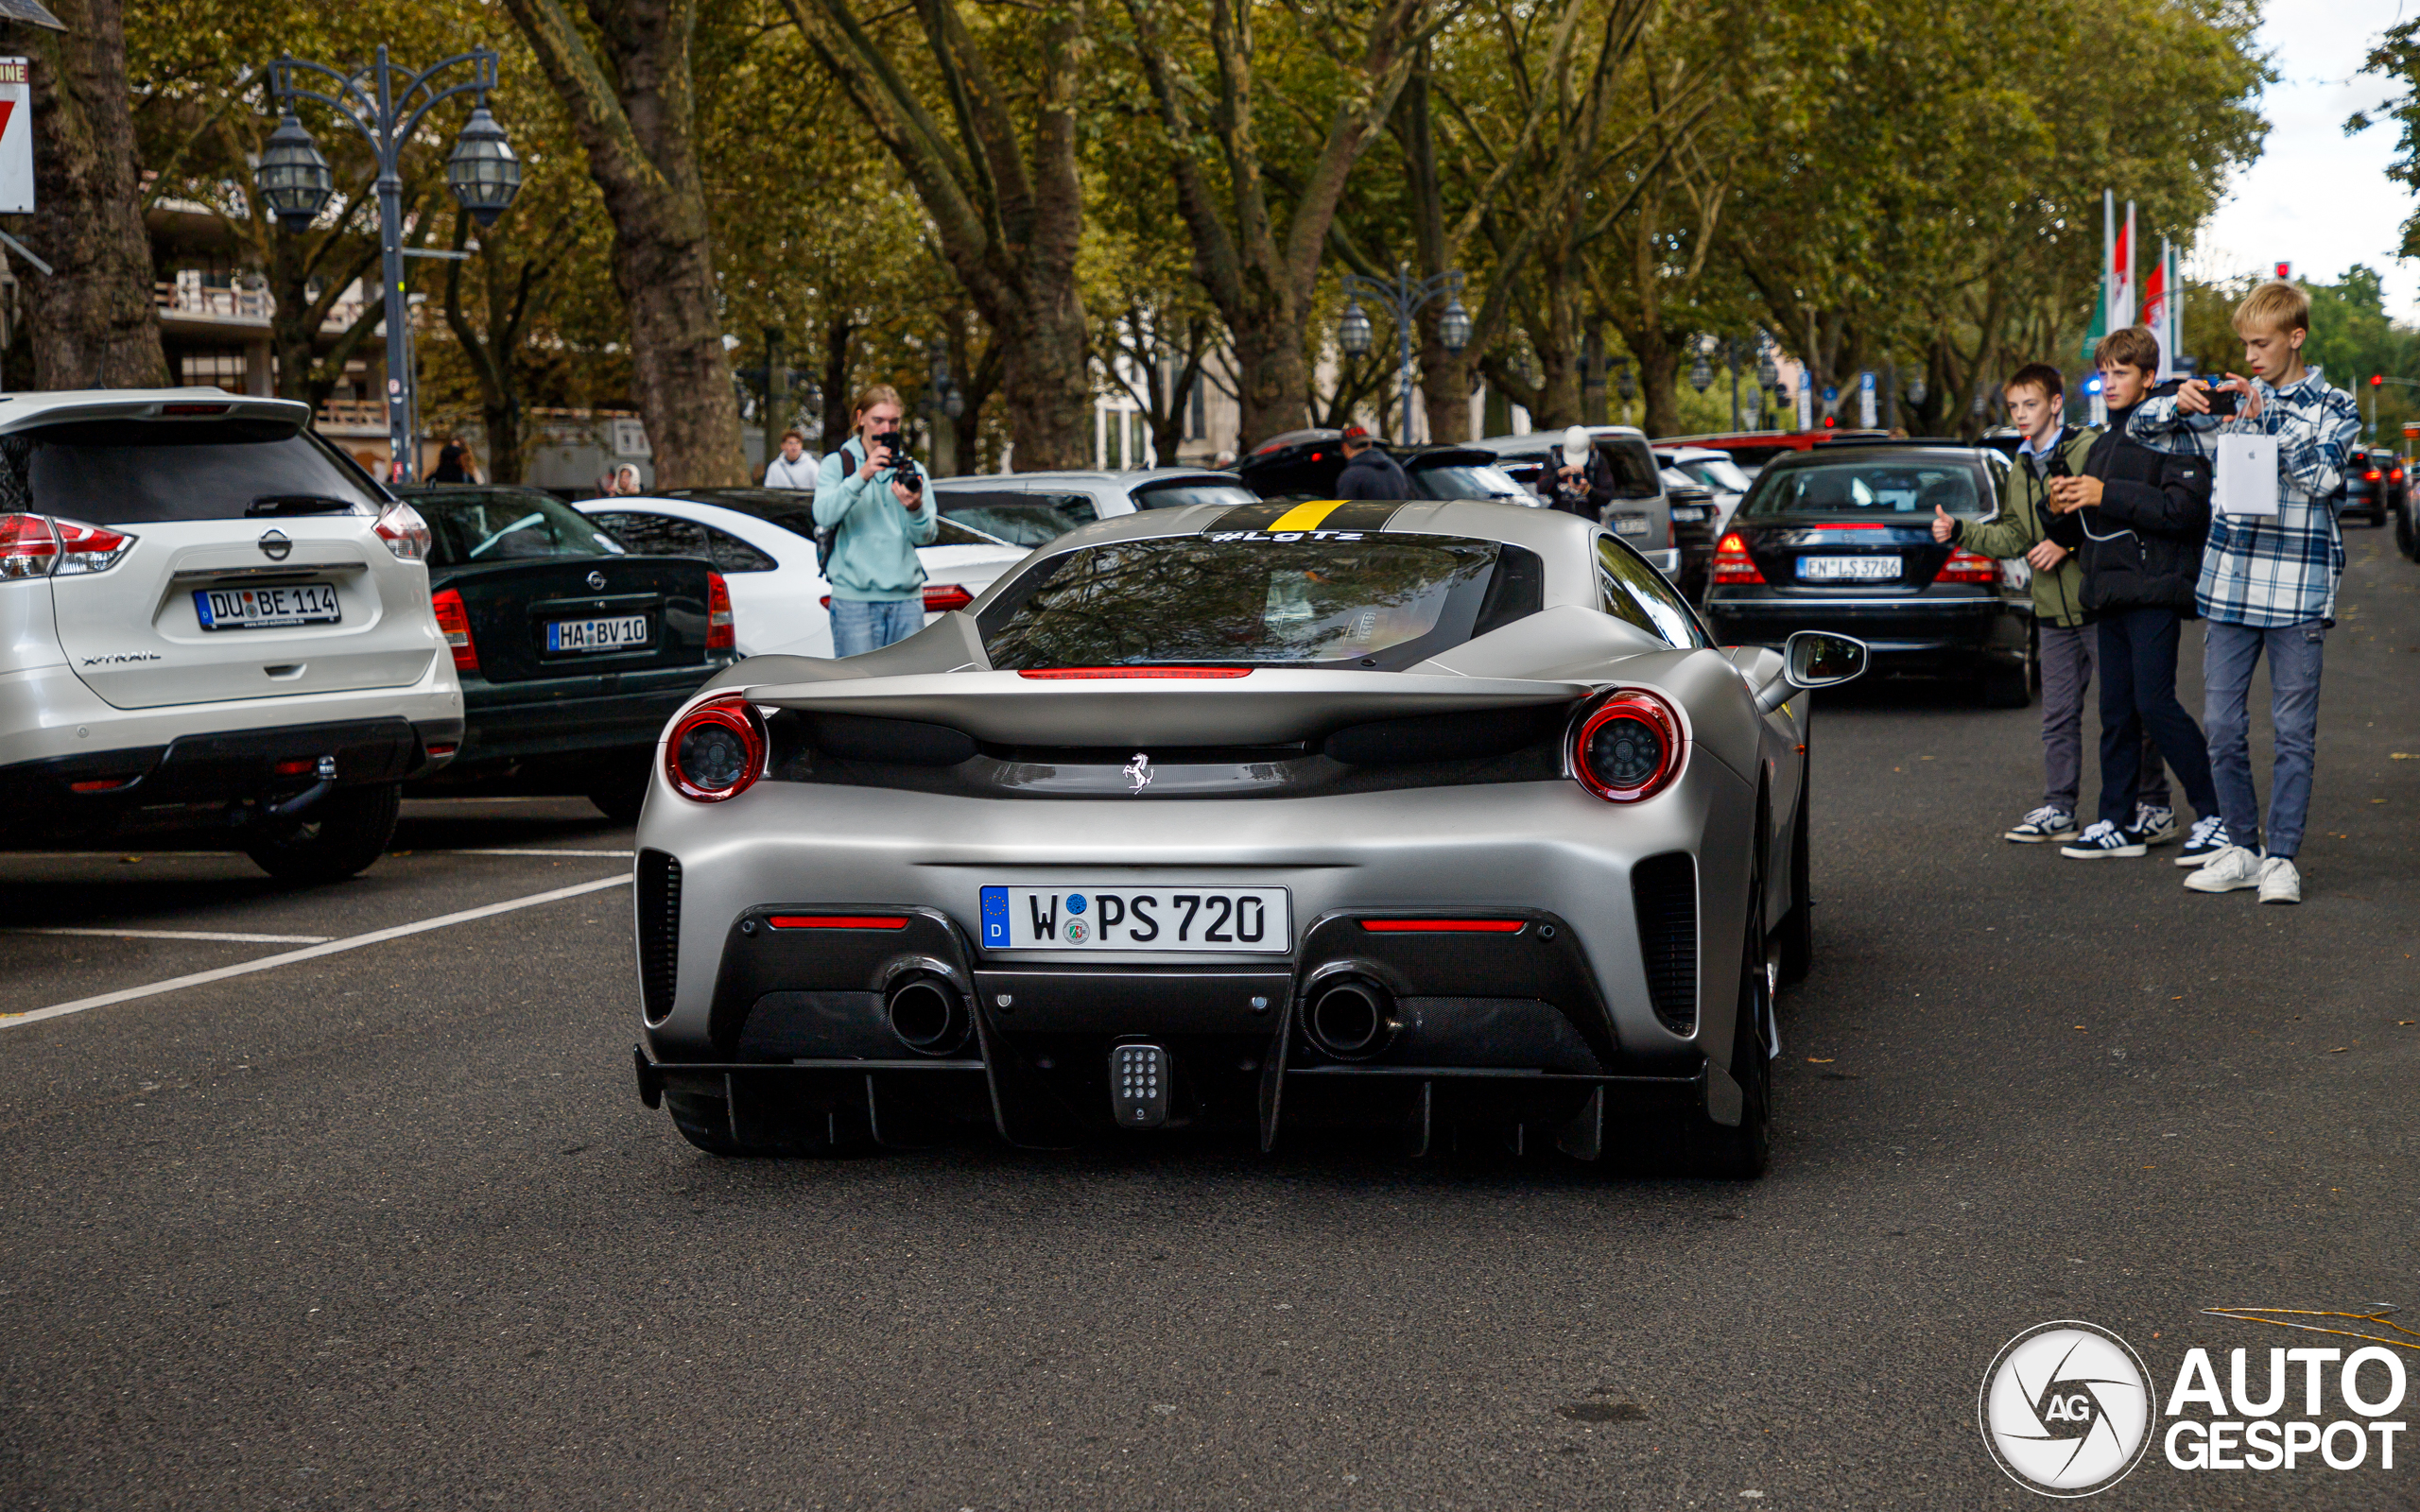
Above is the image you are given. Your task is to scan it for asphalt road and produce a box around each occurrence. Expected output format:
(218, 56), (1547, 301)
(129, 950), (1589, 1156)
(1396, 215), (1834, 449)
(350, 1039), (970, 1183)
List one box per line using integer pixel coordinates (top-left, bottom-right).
(4, 537), (2416, 1511)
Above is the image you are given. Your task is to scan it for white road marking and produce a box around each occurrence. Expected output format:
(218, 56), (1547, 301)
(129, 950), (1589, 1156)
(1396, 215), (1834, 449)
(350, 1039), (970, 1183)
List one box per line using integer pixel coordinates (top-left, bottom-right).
(1, 875), (631, 1030)
(421, 849), (636, 858)
(6, 928), (335, 944)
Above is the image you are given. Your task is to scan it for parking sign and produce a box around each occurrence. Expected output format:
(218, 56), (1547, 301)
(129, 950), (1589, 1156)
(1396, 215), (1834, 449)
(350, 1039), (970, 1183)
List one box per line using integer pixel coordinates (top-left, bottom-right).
(0, 59), (30, 215)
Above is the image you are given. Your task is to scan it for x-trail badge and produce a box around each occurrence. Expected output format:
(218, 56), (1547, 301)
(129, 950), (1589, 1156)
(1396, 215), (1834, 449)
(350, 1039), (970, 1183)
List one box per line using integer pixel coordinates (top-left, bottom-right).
(1122, 753), (1152, 794)
(257, 528), (291, 561)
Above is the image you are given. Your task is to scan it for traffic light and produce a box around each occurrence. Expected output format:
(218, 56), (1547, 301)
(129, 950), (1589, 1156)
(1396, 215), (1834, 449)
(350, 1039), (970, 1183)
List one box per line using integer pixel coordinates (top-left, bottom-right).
(2375, 374), (2385, 387)
(2274, 261), (2292, 280)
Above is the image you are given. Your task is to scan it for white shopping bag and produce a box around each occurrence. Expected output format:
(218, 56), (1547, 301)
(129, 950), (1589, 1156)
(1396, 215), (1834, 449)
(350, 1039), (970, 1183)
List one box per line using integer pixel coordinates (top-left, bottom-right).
(2214, 432), (2279, 516)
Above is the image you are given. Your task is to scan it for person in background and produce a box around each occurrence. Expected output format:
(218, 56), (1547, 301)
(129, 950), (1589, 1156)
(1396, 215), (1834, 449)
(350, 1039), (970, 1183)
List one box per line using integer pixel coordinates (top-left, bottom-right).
(1334, 425), (1410, 500)
(1932, 364), (2171, 842)
(2040, 327), (2220, 862)
(2134, 280), (2360, 904)
(763, 428), (818, 490)
(1545, 425), (1613, 519)
(814, 384), (937, 655)
(431, 435), (471, 483)
(612, 464), (645, 496)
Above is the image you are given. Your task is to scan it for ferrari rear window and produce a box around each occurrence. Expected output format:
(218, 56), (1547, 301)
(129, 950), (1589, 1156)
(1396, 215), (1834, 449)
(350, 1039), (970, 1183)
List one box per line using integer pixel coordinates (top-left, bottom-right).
(977, 535), (1537, 671)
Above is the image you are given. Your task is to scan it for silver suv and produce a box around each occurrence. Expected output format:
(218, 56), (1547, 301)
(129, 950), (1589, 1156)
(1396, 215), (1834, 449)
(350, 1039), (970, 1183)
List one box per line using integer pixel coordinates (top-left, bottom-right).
(0, 390), (462, 882)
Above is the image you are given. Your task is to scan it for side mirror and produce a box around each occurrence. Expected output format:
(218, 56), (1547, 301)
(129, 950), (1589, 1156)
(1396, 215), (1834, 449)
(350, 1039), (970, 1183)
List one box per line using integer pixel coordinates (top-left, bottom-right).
(1754, 631), (1868, 713)
(1785, 630), (1868, 690)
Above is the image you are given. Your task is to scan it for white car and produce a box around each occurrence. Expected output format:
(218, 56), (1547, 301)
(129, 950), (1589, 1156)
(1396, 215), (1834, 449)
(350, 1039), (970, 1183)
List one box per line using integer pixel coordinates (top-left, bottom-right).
(578, 489), (1029, 658)
(928, 469), (1259, 547)
(0, 388), (461, 883)
(1656, 445), (1755, 536)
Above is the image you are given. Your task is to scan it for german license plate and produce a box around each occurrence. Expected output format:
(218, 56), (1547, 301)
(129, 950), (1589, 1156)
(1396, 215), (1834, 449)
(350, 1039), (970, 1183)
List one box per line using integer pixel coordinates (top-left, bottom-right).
(1612, 513), (1651, 537)
(978, 885), (1290, 953)
(1668, 506), (1707, 523)
(546, 614), (650, 652)
(1798, 555), (1897, 581)
(194, 583), (339, 630)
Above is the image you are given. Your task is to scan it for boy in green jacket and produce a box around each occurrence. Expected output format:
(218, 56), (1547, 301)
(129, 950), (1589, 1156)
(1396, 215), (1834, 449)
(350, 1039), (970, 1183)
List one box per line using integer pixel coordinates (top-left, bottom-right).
(1930, 364), (2169, 842)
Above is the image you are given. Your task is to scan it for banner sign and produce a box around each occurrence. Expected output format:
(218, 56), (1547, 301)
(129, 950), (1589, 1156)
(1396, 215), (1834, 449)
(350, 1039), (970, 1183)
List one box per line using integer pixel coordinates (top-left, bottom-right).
(0, 59), (29, 215)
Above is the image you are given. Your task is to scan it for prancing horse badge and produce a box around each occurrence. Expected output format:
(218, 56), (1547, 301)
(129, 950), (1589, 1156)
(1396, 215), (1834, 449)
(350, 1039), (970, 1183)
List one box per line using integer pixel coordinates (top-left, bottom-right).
(1122, 753), (1153, 795)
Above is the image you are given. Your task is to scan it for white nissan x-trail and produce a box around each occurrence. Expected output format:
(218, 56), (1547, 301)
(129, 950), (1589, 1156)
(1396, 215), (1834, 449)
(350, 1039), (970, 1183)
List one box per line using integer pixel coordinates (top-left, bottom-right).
(0, 389), (463, 882)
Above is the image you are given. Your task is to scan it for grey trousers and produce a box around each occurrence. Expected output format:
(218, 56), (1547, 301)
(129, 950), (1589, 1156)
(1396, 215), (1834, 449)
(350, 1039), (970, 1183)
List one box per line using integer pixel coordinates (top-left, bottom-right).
(2038, 623), (2168, 813)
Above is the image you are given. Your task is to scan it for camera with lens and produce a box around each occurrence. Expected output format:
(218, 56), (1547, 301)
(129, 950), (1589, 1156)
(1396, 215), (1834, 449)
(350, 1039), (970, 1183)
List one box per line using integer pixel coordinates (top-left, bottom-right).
(871, 430), (923, 491)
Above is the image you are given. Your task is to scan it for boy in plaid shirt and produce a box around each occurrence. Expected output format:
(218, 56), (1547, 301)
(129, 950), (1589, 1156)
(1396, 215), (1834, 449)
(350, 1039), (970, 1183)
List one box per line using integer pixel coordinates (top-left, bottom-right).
(2129, 280), (2360, 904)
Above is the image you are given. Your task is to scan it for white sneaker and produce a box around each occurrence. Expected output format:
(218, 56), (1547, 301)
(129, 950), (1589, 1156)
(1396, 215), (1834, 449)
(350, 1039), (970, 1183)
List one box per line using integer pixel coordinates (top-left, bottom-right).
(2256, 856), (2302, 905)
(2004, 805), (2077, 843)
(2183, 844), (2263, 894)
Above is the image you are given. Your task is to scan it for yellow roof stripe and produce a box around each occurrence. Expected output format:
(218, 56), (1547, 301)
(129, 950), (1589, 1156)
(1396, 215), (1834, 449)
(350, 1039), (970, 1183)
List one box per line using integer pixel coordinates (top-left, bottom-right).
(1265, 499), (1349, 533)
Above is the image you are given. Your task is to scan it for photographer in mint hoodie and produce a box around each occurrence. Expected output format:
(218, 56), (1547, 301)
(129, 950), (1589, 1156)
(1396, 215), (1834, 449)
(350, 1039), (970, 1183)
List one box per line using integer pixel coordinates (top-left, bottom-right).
(2040, 327), (2221, 862)
(813, 384), (937, 656)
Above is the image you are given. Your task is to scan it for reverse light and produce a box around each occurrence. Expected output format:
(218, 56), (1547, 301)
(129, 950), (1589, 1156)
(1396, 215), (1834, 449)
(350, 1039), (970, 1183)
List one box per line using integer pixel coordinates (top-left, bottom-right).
(1711, 531), (1765, 585)
(430, 588), (479, 674)
(373, 500), (431, 561)
(51, 518), (137, 576)
(1937, 546), (1996, 584)
(666, 696), (766, 802)
(1571, 689), (1685, 803)
(706, 571), (735, 651)
(923, 583), (974, 612)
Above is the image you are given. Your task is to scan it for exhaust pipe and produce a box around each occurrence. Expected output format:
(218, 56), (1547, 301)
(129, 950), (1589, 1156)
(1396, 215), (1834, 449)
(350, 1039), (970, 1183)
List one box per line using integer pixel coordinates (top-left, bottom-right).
(886, 975), (970, 1057)
(1304, 977), (1395, 1060)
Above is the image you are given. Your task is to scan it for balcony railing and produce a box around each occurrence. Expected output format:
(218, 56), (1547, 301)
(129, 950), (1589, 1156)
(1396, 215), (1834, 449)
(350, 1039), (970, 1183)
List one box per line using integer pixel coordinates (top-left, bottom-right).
(155, 282), (372, 333)
(315, 400), (387, 430)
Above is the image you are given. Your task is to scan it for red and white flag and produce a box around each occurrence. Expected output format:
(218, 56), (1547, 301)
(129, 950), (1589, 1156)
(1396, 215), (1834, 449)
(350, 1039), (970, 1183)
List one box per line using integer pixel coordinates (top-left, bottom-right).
(2108, 200), (2135, 331)
(2139, 244), (2168, 374)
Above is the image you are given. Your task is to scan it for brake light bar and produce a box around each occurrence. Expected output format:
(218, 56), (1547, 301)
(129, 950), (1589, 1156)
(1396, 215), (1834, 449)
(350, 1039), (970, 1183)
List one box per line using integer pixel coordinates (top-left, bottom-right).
(1017, 666), (1253, 679)
(1359, 919), (1527, 934)
(766, 915), (909, 930)
(923, 583), (974, 612)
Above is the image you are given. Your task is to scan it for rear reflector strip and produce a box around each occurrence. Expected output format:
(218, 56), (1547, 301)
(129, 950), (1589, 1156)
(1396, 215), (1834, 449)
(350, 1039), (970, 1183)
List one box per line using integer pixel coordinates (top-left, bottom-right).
(1359, 919), (1527, 934)
(69, 778), (136, 793)
(766, 915), (909, 930)
(1017, 667), (1253, 679)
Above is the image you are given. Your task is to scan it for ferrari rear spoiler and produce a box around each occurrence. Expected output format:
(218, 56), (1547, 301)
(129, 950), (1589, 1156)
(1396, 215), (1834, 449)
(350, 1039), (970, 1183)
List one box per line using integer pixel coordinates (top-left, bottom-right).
(739, 668), (1592, 747)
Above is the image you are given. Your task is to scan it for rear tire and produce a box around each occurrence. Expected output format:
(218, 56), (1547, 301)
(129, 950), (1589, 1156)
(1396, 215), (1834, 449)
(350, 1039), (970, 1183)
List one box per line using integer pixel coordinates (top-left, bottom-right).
(1776, 782), (1813, 987)
(1685, 919), (1773, 1179)
(586, 749), (653, 824)
(243, 782), (401, 885)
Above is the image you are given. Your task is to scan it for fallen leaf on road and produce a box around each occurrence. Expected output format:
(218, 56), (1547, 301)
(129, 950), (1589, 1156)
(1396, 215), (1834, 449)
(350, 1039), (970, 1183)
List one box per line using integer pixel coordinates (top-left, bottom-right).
(2328, 1047), (2347, 1054)
(2072, 1024), (2086, 1030)
(2395, 753), (2418, 760)
(1806, 1057), (1835, 1063)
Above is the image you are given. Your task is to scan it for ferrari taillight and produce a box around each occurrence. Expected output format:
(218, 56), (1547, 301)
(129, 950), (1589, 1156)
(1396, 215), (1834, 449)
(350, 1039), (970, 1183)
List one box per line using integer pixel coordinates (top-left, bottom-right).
(431, 588), (479, 674)
(1711, 531), (1764, 584)
(1937, 547), (1996, 584)
(1570, 689), (1685, 803)
(706, 572), (735, 651)
(666, 696), (766, 802)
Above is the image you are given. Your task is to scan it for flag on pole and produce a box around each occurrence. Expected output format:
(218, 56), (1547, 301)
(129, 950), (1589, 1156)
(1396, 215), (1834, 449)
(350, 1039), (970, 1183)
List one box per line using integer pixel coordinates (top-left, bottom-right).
(2110, 200), (2135, 331)
(2140, 239), (2170, 379)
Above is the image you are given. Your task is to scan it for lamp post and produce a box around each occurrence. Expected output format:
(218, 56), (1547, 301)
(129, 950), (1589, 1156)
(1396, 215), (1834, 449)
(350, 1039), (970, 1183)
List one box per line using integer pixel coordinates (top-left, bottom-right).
(1339, 262), (1468, 441)
(257, 45), (522, 484)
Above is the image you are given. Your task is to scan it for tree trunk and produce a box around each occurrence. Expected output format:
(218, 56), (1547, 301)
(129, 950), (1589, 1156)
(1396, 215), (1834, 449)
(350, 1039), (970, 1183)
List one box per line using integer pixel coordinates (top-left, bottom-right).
(502, 0), (748, 488)
(7, 0), (166, 389)
(819, 313), (855, 455)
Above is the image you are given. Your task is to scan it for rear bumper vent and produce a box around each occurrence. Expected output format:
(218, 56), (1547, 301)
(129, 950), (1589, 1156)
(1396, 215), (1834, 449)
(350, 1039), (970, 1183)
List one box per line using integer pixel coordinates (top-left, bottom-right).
(637, 849), (681, 1024)
(1631, 852), (1698, 1034)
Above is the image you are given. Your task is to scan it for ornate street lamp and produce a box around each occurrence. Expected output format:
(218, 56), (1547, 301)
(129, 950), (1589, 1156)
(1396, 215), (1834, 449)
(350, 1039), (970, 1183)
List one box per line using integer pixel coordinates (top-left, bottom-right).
(1338, 263), (1465, 440)
(1339, 301), (1374, 359)
(258, 46), (521, 483)
(445, 104), (523, 227)
(256, 113), (335, 233)
(1689, 348), (1714, 394)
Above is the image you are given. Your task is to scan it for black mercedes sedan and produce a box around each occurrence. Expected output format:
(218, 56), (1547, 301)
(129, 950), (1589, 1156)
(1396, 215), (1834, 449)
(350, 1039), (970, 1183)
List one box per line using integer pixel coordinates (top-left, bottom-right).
(1700, 443), (2034, 705)
(405, 485), (739, 819)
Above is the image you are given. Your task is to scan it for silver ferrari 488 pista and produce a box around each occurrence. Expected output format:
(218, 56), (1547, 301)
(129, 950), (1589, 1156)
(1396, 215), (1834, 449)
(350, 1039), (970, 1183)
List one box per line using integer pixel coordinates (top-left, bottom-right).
(628, 498), (1864, 1177)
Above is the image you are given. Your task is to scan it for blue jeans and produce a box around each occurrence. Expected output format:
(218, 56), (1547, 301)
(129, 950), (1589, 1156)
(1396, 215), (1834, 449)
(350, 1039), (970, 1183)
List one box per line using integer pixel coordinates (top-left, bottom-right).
(2203, 618), (2326, 859)
(830, 596), (923, 657)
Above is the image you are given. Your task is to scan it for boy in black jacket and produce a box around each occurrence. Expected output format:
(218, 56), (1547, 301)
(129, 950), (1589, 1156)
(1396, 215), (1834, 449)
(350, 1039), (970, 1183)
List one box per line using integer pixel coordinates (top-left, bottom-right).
(2044, 327), (2224, 861)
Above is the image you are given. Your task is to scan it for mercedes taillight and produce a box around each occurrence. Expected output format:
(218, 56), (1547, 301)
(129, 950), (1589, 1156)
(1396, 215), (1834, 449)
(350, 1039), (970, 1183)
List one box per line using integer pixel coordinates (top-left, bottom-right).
(1937, 546), (1996, 584)
(1711, 532), (1764, 585)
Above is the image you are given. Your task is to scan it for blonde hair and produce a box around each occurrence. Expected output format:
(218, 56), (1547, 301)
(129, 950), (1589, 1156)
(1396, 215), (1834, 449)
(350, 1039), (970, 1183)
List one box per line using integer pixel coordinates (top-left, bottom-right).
(851, 384), (904, 420)
(2232, 280), (2309, 338)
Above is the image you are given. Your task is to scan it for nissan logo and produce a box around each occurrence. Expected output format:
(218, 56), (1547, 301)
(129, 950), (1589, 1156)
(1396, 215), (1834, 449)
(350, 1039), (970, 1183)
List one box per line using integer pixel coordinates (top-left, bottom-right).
(586, 570), (608, 591)
(258, 529), (291, 561)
